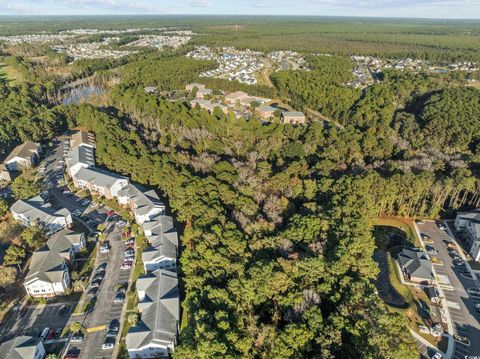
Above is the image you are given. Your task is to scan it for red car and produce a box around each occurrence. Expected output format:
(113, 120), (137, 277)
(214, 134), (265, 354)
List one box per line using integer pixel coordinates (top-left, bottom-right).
(106, 210), (114, 217)
(64, 354), (79, 359)
(47, 328), (56, 340)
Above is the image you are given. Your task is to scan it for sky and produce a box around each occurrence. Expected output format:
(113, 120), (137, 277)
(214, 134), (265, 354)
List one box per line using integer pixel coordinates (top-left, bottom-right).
(0, 0), (480, 19)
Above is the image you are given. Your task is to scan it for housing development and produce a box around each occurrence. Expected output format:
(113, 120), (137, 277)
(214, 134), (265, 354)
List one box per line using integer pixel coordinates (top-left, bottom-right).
(0, 13), (480, 359)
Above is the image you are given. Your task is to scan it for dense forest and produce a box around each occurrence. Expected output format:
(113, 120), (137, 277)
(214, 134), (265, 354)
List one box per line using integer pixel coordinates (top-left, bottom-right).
(1, 16), (480, 358)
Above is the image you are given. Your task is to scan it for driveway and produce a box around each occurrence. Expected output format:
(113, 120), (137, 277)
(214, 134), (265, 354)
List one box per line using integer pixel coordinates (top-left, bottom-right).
(417, 221), (480, 359)
(65, 222), (132, 359)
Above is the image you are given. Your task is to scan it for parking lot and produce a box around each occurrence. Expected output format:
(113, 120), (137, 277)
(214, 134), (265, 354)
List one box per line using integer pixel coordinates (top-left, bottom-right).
(0, 302), (75, 344)
(65, 222), (132, 359)
(41, 137), (107, 231)
(417, 221), (480, 359)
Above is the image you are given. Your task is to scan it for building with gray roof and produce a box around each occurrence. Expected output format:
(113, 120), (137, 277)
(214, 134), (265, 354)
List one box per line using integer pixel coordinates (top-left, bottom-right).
(70, 130), (95, 149)
(46, 229), (85, 260)
(73, 166), (128, 199)
(66, 145), (95, 177)
(455, 209), (480, 261)
(117, 184), (165, 224)
(11, 196), (72, 235)
(24, 244), (70, 298)
(141, 215), (178, 272)
(4, 142), (41, 172)
(0, 335), (45, 359)
(397, 248), (433, 284)
(126, 270), (179, 358)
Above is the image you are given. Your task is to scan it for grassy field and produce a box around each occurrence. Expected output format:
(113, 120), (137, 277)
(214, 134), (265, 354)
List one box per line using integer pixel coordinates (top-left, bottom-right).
(375, 217), (421, 247)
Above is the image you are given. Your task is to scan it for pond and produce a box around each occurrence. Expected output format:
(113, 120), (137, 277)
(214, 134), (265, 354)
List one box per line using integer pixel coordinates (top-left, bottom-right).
(62, 86), (105, 105)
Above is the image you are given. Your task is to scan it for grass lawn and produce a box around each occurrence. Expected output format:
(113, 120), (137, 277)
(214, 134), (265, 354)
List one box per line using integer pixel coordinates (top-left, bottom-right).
(376, 217), (421, 247)
(385, 252), (442, 347)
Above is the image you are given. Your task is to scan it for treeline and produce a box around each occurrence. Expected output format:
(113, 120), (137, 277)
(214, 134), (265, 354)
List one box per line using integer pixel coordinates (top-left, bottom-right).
(0, 79), (63, 151)
(57, 103), (418, 359)
(271, 55), (360, 120)
(193, 19), (480, 63)
(90, 68), (480, 357)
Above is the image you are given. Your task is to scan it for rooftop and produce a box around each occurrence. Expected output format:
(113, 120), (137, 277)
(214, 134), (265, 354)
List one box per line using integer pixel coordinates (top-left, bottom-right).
(71, 130), (96, 149)
(4, 142), (40, 164)
(0, 335), (42, 359)
(126, 270), (179, 350)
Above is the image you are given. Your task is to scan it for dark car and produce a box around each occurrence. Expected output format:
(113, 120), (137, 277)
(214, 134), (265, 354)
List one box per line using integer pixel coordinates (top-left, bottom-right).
(108, 320), (120, 332)
(106, 329), (118, 338)
(87, 288), (98, 297)
(58, 304), (67, 316)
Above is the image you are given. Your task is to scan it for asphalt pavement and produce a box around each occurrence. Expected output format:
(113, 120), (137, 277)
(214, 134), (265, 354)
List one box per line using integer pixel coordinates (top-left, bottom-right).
(65, 222), (132, 359)
(0, 302), (75, 343)
(417, 221), (480, 359)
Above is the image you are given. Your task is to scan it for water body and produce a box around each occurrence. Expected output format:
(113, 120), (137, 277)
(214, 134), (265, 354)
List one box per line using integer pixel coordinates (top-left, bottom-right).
(62, 86), (105, 105)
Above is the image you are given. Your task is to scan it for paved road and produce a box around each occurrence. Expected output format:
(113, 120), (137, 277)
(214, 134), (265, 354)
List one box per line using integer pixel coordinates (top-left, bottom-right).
(66, 222), (131, 359)
(417, 221), (480, 359)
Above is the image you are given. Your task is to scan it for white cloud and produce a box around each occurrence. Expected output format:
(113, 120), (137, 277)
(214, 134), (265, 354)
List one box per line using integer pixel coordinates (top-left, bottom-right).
(186, 0), (212, 7)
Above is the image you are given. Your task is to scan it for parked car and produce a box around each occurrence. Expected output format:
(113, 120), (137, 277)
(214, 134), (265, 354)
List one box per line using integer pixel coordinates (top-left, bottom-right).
(108, 320), (120, 332)
(113, 293), (125, 303)
(40, 327), (49, 340)
(64, 353), (79, 359)
(436, 222), (446, 230)
(59, 304), (67, 316)
(126, 239), (134, 245)
(97, 263), (107, 270)
(70, 335), (84, 343)
(55, 328), (62, 339)
(87, 288), (98, 297)
(106, 329), (118, 338)
(425, 245), (438, 254)
(93, 273), (104, 281)
(432, 353), (443, 359)
(90, 280), (101, 288)
(121, 264), (132, 270)
(102, 338), (115, 350)
(47, 328), (56, 340)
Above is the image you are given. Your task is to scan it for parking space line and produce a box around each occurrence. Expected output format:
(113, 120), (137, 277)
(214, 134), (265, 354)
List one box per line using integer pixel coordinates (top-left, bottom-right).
(87, 325), (107, 333)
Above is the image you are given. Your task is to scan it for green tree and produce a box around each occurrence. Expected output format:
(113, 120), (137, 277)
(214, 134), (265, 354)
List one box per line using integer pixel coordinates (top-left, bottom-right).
(0, 198), (8, 216)
(69, 322), (84, 334)
(21, 226), (46, 250)
(0, 265), (17, 288)
(127, 313), (139, 327)
(11, 175), (42, 200)
(3, 245), (26, 271)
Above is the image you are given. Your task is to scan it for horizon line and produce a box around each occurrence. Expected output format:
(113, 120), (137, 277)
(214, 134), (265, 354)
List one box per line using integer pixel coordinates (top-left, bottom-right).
(0, 14), (479, 21)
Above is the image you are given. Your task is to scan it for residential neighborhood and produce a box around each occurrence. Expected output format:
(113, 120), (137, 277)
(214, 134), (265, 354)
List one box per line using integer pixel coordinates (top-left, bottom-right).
(184, 84), (307, 124)
(0, 130), (181, 359)
(1, 13), (480, 359)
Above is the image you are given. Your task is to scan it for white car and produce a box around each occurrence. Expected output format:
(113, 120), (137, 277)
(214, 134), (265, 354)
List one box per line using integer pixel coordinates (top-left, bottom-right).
(432, 352), (443, 359)
(121, 264), (132, 270)
(70, 335), (84, 343)
(102, 342), (114, 350)
(40, 327), (49, 340)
